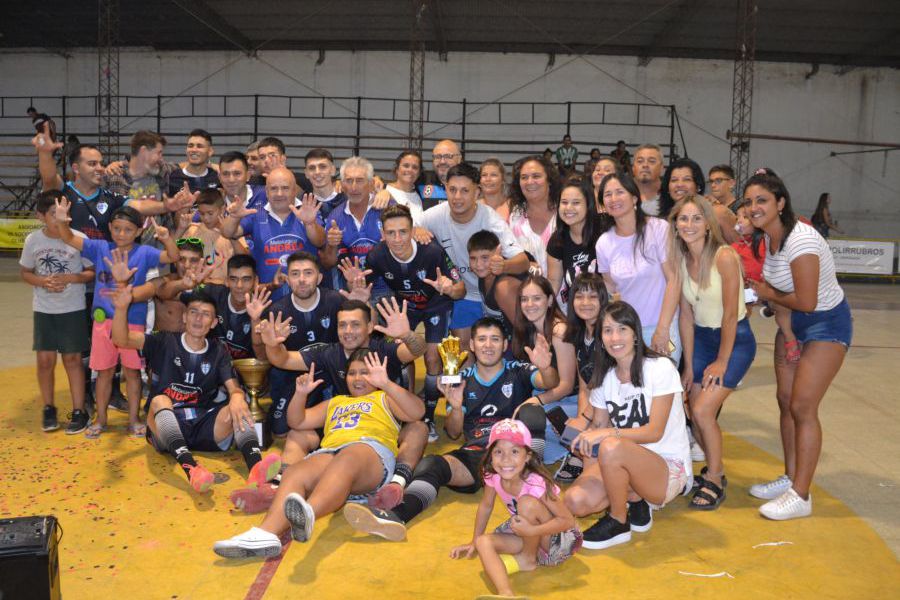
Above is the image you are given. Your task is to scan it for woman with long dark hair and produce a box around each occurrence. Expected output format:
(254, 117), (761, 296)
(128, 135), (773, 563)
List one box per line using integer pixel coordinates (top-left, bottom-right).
(509, 156), (561, 275)
(595, 172), (682, 362)
(810, 192), (843, 239)
(564, 301), (690, 549)
(745, 171), (852, 520)
(671, 195), (757, 510)
(511, 275), (576, 464)
(546, 176), (610, 313)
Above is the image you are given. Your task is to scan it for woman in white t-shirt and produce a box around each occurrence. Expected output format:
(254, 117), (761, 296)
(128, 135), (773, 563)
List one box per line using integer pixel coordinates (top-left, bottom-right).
(564, 301), (690, 550)
(508, 155), (559, 276)
(384, 150), (425, 224)
(595, 172), (682, 362)
(745, 170), (852, 521)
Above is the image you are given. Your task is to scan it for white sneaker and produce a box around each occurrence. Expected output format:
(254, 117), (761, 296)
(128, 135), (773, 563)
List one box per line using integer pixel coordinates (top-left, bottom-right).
(759, 488), (812, 520)
(749, 474), (793, 500)
(690, 440), (706, 462)
(284, 492), (316, 542)
(426, 421), (439, 443)
(213, 527), (281, 558)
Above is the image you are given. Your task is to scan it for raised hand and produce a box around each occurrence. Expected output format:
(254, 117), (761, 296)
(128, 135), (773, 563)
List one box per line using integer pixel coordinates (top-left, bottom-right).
(437, 379), (466, 410)
(164, 183), (199, 213)
(31, 122), (62, 155)
(488, 247), (505, 276)
(337, 256), (371, 286)
(362, 352), (389, 389)
(111, 284), (134, 311)
(338, 273), (373, 303)
(225, 196), (257, 220)
(374, 297), (411, 339)
(258, 311), (292, 347)
(294, 366), (324, 397)
(102, 247), (137, 284)
(412, 226), (434, 245)
(195, 255), (225, 285)
(174, 210), (193, 238)
(524, 333), (553, 370)
(53, 196), (72, 224)
(326, 220), (343, 248)
(149, 217), (170, 242)
(422, 267), (452, 295)
(292, 193), (320, 225)
(245, 286), (272, 321)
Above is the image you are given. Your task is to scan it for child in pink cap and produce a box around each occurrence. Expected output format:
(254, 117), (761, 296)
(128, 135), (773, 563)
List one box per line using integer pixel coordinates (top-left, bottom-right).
(450, 418), (582, 599)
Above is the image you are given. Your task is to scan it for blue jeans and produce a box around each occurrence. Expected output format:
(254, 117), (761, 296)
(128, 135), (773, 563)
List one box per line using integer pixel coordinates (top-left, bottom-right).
(541, 395), (579, 464)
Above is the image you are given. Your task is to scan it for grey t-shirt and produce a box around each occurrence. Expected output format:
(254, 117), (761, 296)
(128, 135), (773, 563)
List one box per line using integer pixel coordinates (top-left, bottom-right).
(419, 203), (524, 301)
(20, 228), (91, 314)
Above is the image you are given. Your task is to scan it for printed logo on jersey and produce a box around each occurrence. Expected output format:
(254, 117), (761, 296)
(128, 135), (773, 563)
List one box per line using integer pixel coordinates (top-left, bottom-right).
(416, 269), (427, 281)
(263, 234), (304, 267)
(96, 201), (109, 214)
(243, 322), (251, 334)
(163, 382), (201, 406)
(429, 315), (440, 325)
(384, 272), (394, 280)
(501, 382), (513, 399)
(174, 356), (182, 367)
(320, 317), (330, 329)
(423, 185), (434, 198)
(201, 362), (211, 375)
(480, 404), (498, 417)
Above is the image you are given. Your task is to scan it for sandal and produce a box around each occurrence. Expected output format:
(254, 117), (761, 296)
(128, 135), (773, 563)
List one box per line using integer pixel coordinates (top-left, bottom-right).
(127, 422), (147, 438)
(784, 339), (801, 363)
(554, 454), (584, 482)
(692, 466), (728, 492)
(690, 476), (726, 510)
(85, 422), (106, 439)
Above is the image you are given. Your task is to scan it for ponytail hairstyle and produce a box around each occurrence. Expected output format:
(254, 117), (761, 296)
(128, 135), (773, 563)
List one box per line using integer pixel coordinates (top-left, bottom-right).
(742, 167), (797, 259)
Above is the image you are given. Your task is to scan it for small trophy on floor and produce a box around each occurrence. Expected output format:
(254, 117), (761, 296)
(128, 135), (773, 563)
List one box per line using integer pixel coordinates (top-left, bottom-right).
(437, 335), (468, 385)
(233, 358), (272, 449)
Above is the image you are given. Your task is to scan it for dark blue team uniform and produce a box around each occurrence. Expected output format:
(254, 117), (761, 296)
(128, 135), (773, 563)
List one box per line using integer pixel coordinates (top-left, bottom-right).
(62, 182), (128, 242)
(365, 240), (460, 342)
(200, 284), (256, 360)
(167, 167), (220, 196)
(300, 337), (405, 397)
(143, 331), (237, 451)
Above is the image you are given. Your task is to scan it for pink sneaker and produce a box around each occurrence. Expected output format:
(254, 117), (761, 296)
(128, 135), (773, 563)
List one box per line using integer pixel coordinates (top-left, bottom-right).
(369, 482), (404, 511)
(247, 453), (282, 488)
(230, 484), (278, 514)
(186, 464), (214, 493)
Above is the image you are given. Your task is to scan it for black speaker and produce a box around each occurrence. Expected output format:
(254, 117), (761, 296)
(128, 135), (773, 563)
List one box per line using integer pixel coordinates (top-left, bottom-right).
(0, 516), (61, 600)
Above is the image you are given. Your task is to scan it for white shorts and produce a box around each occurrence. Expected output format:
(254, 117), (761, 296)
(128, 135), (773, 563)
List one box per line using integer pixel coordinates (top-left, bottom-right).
(649, 457), (688, 510)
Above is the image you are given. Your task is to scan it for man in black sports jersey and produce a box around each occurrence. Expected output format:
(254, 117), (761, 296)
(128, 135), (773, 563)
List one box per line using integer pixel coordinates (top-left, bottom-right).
(343, 204), (465, 435)
(342, 317), (558, 541)
(111, 286), (281, 495)
(167, 129), (220, 196)
(238, 299), (429, 513)
(263, 251), (342, 441)
(200, 254), (268, 360)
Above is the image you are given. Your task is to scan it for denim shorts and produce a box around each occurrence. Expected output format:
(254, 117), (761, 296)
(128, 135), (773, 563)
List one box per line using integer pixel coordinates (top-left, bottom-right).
(791, 298), (853, 348)
(692, 318), (757, 389)
(307, 437), (396, 489)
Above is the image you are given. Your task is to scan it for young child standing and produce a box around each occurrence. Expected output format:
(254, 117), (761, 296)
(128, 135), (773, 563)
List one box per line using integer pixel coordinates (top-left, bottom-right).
(451, 419), (582, 600)
(54, 196), (179, 438)
(19, 190), (95, 434)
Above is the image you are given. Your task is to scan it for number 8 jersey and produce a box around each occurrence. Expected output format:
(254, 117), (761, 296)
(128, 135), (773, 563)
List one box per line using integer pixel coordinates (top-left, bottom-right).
(320, 391), (400, 455)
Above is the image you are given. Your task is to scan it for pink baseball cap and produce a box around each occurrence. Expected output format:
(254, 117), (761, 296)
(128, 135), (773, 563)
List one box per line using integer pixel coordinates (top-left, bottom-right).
(488, 419), (532, 448)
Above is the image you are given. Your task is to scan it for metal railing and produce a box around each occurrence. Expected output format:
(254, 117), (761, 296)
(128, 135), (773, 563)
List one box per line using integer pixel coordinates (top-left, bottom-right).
(0, 94), (687, 213)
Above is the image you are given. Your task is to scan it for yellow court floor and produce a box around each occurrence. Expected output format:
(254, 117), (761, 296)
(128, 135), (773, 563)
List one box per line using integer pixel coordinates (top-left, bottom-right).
(1, 362), (898, 600)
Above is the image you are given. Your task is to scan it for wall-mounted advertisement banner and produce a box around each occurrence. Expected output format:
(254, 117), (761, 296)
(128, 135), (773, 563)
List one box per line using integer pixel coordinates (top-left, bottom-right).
(828, 239), (896, 275)
(0, 218), (42, 249)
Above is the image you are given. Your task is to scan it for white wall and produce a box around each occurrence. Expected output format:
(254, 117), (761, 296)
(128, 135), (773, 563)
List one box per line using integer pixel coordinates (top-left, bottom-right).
(1, 48), (897, 237)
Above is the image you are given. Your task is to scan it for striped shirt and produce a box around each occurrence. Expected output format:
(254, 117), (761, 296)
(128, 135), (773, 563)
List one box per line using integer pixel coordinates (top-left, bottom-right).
(763, 221), (843, 311)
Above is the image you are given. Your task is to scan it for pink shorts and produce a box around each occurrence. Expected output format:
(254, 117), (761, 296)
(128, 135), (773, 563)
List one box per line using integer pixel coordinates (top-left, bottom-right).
(89, 320), (144, 371)
(649, 458), (689, 510)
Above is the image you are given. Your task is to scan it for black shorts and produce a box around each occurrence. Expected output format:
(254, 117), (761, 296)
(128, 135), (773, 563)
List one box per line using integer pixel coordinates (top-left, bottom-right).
(147, 403), (230, 453)
(445, 445), (487, 494)
(408, 306), (451, 343)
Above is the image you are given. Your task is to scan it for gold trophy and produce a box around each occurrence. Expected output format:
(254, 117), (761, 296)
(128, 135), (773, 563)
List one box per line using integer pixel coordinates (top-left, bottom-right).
(437, 336), (468, 385)
(233, 358), (273, 449)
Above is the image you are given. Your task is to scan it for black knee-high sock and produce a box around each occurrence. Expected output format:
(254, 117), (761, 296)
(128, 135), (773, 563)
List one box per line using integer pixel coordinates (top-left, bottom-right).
(234, 426), (263, 472)
(390, 462), (413, 488)
(423, 374), (439, 423)
(518, 403), (547, 462)
(392, 455), (451, 523)
(154, 408), (196, 477)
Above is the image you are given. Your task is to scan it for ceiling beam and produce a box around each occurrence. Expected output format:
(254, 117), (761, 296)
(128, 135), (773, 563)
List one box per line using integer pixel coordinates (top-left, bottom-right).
(637, 0), (707, 66)
(170, 0), (254, 55)
(835, 28), (900, 74)
(427, 0), (449, 60)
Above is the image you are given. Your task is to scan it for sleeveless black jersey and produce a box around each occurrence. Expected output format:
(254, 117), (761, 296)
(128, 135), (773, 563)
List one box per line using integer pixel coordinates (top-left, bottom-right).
(300, 337), (403, 397)
(366, 240), (460, 312)
(167, 167), (220, 196)
(458, 360), (538, 449)
(575, 335), (596, 386)
(201, 284), (255, 360)
(143, 332), (236, 414)
(265, 288), (341, 351)
(62, 182), (128, 242)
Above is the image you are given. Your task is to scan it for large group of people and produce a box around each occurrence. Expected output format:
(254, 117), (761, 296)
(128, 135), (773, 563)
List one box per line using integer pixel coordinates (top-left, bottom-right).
(20, 124), (851, 598)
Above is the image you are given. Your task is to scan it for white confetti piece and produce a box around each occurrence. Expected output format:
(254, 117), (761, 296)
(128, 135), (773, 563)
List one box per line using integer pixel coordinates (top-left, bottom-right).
(752, 541), (794, 549)
(678, 571), (735, 579)
(877, 483), (895, 488)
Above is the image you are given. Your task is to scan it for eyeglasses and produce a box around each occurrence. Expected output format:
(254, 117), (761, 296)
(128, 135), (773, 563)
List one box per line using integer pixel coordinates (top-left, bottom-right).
(176, 237), (204, 249)
(433, 153), (459, 161)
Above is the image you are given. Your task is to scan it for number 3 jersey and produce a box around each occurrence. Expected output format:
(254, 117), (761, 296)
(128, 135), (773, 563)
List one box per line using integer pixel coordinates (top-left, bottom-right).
(320, 391), (400, 455)
(143, 331), (237, 416)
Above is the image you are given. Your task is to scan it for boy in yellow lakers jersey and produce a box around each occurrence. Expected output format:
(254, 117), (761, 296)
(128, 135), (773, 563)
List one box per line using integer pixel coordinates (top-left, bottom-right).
(213, 348), (424, 558)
